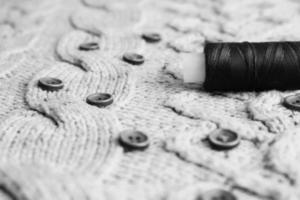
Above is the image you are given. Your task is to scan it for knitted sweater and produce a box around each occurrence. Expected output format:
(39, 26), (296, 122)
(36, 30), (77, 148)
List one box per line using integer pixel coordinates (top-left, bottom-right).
(0, 0), (300, 199)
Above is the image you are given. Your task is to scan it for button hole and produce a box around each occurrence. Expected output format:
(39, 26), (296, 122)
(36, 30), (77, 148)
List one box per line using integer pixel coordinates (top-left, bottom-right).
(136, 136), (142, 142)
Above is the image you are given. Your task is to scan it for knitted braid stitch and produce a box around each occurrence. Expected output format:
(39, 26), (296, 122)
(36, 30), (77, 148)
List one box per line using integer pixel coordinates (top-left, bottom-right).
(1, 0), (300, 199)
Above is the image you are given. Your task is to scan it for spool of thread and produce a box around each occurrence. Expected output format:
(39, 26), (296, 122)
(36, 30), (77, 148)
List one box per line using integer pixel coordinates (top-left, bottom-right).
(184, 41), (300, 91)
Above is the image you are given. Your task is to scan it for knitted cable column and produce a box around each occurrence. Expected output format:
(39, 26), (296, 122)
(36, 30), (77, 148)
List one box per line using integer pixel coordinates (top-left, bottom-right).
(70, 6), (143, 36)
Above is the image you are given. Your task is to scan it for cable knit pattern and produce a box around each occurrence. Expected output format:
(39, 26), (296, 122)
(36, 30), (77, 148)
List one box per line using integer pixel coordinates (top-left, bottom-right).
(70, 6), (142, 36)
(1, 0), (300, 199)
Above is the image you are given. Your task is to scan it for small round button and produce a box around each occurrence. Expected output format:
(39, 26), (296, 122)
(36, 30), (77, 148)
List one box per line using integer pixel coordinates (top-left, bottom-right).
(142, 33), (161, 43)
(201, 189), (237, 200)
(283, 94), (300, 111)
(79, 42), (99, 51)
(123, 53), (144, 65)
(38, 77), (64, 91)
(208, 129), (240, 150)
(119, 130), (149, 150)
(86, 93), (113, 107)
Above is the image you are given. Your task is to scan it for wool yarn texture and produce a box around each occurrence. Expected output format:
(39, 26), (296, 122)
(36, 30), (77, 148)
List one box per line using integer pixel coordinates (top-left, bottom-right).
(1, 0), (300, 199)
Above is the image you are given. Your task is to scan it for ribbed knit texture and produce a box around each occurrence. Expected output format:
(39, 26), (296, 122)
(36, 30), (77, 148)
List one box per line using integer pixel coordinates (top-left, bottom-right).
(1, 0), (300, 199)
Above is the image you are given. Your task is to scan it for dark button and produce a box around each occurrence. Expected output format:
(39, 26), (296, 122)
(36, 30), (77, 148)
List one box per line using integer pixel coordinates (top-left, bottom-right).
(283, 94), (300, 111)
(123, 53), (144, 65)
(142, 33), (161, 43)
(38, 77), (64, 91)
(201, 189), (237, 200)
(208, 129), (240, 150)
(119, 130), (149, 150)
(86, 93), (113, 107)
(79, 42), (99, 51)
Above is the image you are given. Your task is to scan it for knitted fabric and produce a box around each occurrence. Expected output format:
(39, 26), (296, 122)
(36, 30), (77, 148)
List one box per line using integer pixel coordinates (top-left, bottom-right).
(0, 0), (300, 199)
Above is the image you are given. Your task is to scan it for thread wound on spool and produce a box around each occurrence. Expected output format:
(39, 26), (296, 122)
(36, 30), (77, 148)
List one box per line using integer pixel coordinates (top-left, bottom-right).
(204, 41), (300, 91)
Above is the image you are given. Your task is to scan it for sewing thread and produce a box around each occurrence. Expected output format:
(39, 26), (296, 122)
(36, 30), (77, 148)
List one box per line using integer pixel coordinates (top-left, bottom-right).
(204, 41), (300, 91)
